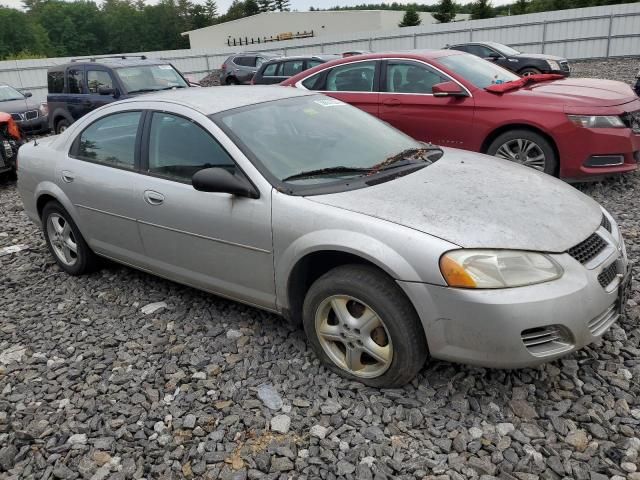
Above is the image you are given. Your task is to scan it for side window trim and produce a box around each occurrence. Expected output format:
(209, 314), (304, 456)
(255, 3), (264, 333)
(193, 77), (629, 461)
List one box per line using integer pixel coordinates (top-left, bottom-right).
(297, 59), (380, 94)
(140, 110), (242, 186)
(69, 110), (144, 171)
(66, 66), (85, 94)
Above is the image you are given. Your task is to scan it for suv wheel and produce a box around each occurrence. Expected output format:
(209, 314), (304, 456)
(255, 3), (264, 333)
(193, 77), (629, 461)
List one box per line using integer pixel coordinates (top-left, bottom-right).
(226, 77), (240, 86)
(487, 129), (557, 175)
(42, 201), (99, 275)
(302, 264), (428, 387)
(520, 67), (542, 76)
(56, 119), (70, 134)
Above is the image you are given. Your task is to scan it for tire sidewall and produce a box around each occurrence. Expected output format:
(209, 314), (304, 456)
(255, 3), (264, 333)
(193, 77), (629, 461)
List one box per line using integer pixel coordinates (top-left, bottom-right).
(302, 266), (427, 387)
(42, 202), (91, 275)
(520, 68), (541, 76)
(487, 129), (558, 176)
(56, 120), (70, 134)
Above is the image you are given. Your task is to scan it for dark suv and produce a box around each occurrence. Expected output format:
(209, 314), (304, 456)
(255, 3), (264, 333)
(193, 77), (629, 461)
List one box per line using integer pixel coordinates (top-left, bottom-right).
(252, 55), (341, 85)
(220, 53), (276, 85)
(446, 42), (571, 77)
(47, 56), (190, 133)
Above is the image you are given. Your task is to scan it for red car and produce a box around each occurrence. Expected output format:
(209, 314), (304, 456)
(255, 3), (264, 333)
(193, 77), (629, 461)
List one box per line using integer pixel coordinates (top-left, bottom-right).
(283, 50), (640, 180)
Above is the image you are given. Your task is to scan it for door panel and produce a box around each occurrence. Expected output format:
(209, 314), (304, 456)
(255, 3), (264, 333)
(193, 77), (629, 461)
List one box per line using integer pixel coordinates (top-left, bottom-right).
(378, 61), (475, 148)
(134, 111), (276, 308)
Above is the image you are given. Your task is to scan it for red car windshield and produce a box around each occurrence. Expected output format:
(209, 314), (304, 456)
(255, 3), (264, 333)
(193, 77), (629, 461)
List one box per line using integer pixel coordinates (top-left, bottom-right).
(436, 53), (519, 89)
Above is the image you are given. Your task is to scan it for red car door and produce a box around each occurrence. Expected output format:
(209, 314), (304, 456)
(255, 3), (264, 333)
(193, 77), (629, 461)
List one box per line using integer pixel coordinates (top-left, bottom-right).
(378, 60), (475, 149)
(299, 60), (380, 117)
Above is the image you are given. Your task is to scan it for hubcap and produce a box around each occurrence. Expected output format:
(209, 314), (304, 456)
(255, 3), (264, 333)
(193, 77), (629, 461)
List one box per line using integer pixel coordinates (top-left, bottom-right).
(495, 138), (546, 171)
(47, 213), (78, 267)
(314, 295), (393, 378)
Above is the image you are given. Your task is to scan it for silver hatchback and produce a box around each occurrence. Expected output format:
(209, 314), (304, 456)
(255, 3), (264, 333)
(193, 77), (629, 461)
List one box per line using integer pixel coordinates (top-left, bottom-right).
(18, 87), (630, 387)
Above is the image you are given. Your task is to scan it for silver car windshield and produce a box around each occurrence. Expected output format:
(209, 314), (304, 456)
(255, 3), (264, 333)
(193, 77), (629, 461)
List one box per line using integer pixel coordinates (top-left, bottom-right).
(116, 65), (188, 93)
(214, 95), (425, 185)
(437, 53), (520, 89)
(0, 85), (24, 102)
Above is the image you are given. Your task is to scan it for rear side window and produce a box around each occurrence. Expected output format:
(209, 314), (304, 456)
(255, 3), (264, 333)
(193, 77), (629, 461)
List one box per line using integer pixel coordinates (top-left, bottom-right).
(282, 60), (304, 77)
(67, 68), (84, 94)
(87, 70), (114, 94)
(263, 63), (279, 77)
(326, 62), (376, 92)
(48, 71), (64, 94)
(234, 56), (257, 67)
(72, 111), (141, 170)
(147, 112), (236, 183)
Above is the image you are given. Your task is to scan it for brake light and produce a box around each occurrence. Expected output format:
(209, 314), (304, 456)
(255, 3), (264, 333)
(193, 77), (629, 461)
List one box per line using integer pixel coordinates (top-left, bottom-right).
(221, 63), (227, 71)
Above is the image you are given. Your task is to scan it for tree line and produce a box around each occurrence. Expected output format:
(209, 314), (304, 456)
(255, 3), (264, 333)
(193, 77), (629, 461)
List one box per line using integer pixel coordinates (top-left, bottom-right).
(0, 0), (635, 60)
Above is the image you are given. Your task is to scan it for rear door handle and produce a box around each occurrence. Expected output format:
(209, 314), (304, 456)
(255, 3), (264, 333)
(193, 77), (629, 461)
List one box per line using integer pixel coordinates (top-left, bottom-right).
(61, 170), (74, 183)
(143, 190), (165, 206)
(382, 98), (401, 106)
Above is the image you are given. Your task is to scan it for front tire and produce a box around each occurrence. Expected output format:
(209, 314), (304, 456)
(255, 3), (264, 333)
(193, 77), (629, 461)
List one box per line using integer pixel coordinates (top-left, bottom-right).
(302, 264), (428, 388)
(519, 67), (542, 76)
(486, 129), (558, 176)
(226, 77), (240, 86)
(55, 119), (70, 134)
(42, 201), (99, 275)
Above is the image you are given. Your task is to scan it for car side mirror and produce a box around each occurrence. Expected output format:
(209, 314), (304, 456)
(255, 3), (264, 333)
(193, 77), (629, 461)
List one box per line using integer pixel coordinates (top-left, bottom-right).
(192, 167), (259, 198)
(23, 92), (33, 98)
(485, 53), (501, 61)
(432, 81), (467, 98)
(98, 87), (116, 96)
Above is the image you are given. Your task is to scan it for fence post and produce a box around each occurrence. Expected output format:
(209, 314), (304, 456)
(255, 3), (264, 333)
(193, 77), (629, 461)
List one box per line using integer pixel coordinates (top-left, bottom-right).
(606, 13), (614, 58)
(369, 37), (373, 51)
(541, 21), (547, 53)
(469, 28), (473, 41)
(413, 32), (417, 49)
(205, 55), (210, 73)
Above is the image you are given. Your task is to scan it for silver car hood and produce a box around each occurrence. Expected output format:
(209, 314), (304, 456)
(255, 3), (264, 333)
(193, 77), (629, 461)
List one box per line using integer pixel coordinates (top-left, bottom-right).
(308, 149), (602, 252)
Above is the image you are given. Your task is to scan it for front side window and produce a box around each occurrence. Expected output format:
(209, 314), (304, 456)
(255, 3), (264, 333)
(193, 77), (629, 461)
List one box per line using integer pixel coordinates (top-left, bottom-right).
(436, 53), (519, 89)
(307, 59), (324, 69)
(282, 60), (304, 77)
(262, 63), (279, 77)
(116, 65), (188, 94)
(73, 111), (141, 169)
(47, 71), (64, 94)
(67, 68), (84, 94)
(148, 112), (235, 182)
(87, 70), (114, 94)
(385, 62), (448, 94)
(326, 61), (376, 92)
(467, 45), (498, 58)
(215, 95), (422, 187)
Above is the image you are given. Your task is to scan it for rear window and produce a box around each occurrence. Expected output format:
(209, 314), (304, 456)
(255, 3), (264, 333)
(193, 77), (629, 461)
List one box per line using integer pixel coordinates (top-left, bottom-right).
(67, 68), (84, 94)
(48, 71), (64, 94)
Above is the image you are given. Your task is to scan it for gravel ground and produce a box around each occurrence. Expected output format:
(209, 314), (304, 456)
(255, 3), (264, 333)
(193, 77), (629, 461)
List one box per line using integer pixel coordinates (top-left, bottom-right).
(1, 59), (640, 480)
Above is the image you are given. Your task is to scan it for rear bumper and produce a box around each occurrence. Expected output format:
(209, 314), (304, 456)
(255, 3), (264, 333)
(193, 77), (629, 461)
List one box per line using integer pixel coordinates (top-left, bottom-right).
(398, 233), (628, 368)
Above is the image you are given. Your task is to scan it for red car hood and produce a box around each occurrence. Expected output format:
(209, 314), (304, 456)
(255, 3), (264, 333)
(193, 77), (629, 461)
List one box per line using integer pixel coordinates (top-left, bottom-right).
(508, 78), (637, 107)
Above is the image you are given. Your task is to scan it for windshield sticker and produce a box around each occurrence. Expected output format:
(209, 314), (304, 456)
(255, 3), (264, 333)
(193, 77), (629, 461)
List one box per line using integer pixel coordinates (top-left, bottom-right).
(158, 65), (173, 70)
(314, 98), (346, 107)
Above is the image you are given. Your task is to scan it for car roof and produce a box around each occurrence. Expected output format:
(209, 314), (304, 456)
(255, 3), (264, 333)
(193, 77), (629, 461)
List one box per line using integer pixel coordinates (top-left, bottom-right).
(264, 54), (342, 62)
(450, 41), (505, 48)
(49, 58), (171, 71)
(115, 85), (316, 115)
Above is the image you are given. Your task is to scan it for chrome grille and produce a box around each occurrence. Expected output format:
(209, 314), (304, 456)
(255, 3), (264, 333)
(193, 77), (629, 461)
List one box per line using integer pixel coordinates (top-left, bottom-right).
(623, 110), (640, 134)
(521, 325), (573, 357)
(598, 262), (618, 288)
(560, 60), (570, 72)
(24, 110), (38, 120)
(601, 215), (611, 233)
(588, 303), (618, 336)
(567, 233), (607, 264)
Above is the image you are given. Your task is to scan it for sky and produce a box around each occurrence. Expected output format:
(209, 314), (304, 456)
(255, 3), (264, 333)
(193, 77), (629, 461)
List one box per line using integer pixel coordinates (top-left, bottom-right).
(2, 0), (511, 10)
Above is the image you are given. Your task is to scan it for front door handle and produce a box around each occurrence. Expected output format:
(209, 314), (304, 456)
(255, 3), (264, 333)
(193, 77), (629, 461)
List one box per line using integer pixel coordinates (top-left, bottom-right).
(144, 190), (165, 206)
(383, 98), (401, 106)
(61, 170), (74, 183)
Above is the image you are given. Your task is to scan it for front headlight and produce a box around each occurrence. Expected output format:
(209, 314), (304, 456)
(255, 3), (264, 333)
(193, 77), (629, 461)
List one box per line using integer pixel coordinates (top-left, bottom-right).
(546, 60), (560, 70)
(439, 250), (563, 289)
(567, 114), (625, 128)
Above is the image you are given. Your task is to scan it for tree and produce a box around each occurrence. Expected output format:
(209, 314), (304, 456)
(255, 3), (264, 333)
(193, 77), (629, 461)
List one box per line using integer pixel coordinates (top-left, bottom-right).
(245, 0), (260, 15)
(433, 0), (456, 23)
(274, 0), (290, 11)
(471, 0), (494, 19)
(258, 0), (275, 12)
(512, 0), (529, 14)
(204, 0), (217, 19)
(399, 5), (421, 27)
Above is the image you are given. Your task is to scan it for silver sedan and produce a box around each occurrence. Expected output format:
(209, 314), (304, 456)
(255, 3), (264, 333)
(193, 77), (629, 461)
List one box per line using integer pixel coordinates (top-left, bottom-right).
(17, 86), (631, 387)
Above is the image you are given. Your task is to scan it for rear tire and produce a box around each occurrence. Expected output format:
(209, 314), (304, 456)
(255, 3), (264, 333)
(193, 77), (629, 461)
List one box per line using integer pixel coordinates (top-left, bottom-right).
(519, 67), (542, 76)
(302, 264), (428, 388)
(486, 129), (558, 176)
(55, 119), (70, 134)
(42, 201), (99, 275)
(226, 77), (240, 86)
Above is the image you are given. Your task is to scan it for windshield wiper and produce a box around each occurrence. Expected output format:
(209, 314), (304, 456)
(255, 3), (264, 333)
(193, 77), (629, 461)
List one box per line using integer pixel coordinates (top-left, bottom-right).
(158, 85), (187, 90)
(369, 145), (443, 174)
(283, 166), (373, 182)
(127, 88), (160, 94)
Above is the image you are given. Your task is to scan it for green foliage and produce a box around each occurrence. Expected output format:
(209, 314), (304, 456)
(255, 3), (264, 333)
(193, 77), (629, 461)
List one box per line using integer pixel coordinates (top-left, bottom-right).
(399, 5), (422, 27)
(258, 0), (275, 12)
(274, 0), (290, 11)
(204, 0), (218, 19)
(433, 0), (457, 23)
(470, 0), (495, 19)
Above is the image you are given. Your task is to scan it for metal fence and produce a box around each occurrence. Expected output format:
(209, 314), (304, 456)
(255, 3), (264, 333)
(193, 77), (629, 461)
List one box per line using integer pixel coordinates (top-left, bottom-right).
(1, 2), (639, 103)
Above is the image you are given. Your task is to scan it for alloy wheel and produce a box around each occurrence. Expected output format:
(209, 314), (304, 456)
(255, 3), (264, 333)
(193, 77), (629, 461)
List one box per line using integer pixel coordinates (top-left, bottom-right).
(494, 138), (546, 171)
(47, 213), (78, 267)
(314, 295), (393, 378)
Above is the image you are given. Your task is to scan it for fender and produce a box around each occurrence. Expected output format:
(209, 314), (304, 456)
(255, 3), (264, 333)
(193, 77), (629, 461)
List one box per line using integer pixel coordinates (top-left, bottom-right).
(48, 107), (74, 131)
(33, 181), (88, 238)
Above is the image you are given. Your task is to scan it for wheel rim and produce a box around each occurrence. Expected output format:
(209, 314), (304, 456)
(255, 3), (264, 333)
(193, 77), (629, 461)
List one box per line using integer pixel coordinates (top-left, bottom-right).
(58, 124), (67, 133)
(47, 213), (78, 267)
(494, 138), (546, 171)
(522, 71), (537, 76)
(314, 295), (393, 379)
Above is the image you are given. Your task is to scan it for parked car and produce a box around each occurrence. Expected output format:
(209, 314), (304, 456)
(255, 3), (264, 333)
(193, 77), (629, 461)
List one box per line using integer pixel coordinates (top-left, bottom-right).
(18, 86), (630, 387)
(252, 55), (341, 85)
(342, 50), (372, 58)
(220, 53), (277, 85)
(47, 56), (190, 134)
(446, 42), (571, 77)
(0, 83), (49, 134)
(283, 51), (640, 180)
(0, 112), (24, 177)
(635, 67), (640, 96)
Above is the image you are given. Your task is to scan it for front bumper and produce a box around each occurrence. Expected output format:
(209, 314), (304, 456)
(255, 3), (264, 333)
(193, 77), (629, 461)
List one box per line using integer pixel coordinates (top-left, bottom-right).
(17, 115), (49, 134)
(399, 227), (629, 369)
